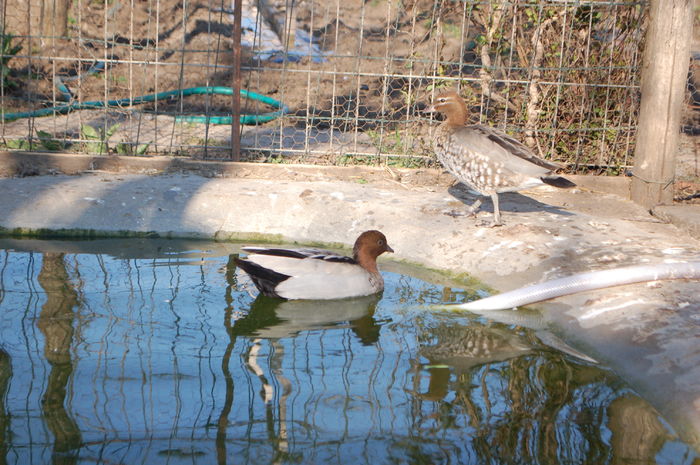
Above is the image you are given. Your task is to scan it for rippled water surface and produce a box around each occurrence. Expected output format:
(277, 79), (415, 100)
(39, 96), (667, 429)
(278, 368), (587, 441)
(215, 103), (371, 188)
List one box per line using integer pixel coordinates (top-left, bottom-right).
(0, 238), (696, 464)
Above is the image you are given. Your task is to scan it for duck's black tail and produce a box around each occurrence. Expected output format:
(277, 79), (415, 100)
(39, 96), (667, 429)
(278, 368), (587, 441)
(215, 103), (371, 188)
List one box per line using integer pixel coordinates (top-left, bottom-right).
(541, 175), (576, 189)
(235, 257), (290, 299)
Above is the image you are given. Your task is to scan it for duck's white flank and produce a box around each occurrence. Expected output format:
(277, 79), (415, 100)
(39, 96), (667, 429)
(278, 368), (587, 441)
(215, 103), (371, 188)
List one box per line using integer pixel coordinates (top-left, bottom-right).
(246, 253), (383, 300)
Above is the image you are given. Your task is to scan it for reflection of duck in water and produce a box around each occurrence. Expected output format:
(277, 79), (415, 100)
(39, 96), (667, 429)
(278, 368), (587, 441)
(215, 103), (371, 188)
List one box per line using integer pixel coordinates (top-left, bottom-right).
(415, 320), (534, 401)
(415, 318), (594, 401)
(230, 293), (382, 345)
(220, 278), (383, 456)
(420, 321), (534, 370)
(235, 230), (393, 300)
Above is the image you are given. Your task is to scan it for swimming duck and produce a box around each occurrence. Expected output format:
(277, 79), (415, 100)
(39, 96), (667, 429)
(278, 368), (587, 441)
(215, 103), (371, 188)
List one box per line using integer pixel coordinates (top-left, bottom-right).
(427, 91), (575, 226)
(235, 230), (394, 300)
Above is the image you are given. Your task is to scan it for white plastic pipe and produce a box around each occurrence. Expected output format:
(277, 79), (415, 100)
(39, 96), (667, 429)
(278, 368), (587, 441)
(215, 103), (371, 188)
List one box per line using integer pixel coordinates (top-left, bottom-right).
(454, 261), (700, 311)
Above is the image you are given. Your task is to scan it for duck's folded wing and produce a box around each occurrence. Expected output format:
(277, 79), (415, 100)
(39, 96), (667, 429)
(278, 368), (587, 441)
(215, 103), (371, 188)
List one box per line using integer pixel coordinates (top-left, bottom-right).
(242, 247), (314, 259)
(460, 125), (561, 174)
(242, 253), (355, 277)
(242, 247), (356, 264)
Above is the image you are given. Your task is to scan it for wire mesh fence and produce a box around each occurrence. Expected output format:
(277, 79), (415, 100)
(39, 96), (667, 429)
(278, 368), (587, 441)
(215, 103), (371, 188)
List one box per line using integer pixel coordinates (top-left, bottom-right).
(0, 0), (659, 173)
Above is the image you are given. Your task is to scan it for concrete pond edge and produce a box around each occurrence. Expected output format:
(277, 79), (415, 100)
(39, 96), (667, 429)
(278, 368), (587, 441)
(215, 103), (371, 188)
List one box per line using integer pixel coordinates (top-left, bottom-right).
(1, 151), (700, 450)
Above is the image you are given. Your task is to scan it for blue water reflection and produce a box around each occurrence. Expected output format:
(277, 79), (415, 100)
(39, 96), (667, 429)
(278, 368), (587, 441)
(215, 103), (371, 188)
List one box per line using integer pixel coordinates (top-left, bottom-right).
(0, 240), (696, 464)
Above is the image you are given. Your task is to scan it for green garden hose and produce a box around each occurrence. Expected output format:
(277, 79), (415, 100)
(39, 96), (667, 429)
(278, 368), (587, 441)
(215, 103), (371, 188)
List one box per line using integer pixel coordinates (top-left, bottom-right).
(2, 61), (287, 125)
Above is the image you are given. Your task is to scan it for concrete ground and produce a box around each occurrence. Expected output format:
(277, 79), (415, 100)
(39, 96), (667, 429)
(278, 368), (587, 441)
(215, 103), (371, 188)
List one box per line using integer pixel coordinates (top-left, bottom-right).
(1, 151), (699, 449)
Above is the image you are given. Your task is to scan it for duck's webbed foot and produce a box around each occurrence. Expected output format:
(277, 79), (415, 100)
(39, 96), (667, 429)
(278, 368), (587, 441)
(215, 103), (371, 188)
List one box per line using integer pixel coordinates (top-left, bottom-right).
(475, 217), (503, 228)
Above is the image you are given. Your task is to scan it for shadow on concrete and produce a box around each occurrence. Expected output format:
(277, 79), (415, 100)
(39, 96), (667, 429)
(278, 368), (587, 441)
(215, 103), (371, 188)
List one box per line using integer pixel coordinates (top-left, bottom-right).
(447, 183), (575, 217)
(0, 154), (221, 240)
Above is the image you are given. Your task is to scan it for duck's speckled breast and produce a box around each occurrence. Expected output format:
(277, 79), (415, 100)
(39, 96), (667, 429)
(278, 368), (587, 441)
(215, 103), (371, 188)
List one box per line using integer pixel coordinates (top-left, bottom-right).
(434, 125), (509, 195)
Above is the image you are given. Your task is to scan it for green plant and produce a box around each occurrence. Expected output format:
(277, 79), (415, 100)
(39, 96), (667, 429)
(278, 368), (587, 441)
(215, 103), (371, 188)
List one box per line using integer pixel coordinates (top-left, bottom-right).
(442, 22), (461, 39)
(426, 80), (451, 93)
(400, 89), (415, 108)
(335, 153), (380, 166)
(266, 155), (285, 164)
(36, 130), (68, 151)
(425, 61), (451, 93)
(3, 138), (32, 150)
(116, 141), (150, 156)
(2, 131), (68, 151)
(368, 128), (419, 157)
(81, 123), (120, 154)
(386, 156), (430, 169)
(0, 33), (22, 90)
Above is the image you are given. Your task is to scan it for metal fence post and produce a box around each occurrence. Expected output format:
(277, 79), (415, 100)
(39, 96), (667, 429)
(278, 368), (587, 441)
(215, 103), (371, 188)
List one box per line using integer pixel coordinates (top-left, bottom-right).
(630, 0), (693, 208)
(231, 0), (242, 162)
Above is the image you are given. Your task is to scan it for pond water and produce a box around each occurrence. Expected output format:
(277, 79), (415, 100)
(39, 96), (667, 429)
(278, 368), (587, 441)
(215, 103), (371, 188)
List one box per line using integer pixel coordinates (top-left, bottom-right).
(0, 238), (696, 465)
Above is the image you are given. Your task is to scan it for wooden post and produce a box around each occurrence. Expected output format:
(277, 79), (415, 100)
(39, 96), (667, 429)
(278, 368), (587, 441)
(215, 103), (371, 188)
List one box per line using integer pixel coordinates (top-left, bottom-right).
(1, 0), (67, 40)
(230, 0), (242, 161)
(44, 0), (69, 39)
(630, 0), (693, 208)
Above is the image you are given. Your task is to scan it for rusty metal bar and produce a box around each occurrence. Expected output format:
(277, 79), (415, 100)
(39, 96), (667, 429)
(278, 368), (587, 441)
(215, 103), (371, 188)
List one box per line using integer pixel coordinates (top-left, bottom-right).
(230, 0), (242, 161)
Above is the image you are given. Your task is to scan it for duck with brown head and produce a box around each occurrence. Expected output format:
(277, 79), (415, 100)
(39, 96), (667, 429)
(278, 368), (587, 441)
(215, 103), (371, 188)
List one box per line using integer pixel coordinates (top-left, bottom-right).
(235, 230), (394, 300)
(427, 91), (575, 226)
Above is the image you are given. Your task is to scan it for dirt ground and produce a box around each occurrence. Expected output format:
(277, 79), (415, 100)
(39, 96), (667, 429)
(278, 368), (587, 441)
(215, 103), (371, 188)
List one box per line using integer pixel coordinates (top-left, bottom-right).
(1, 0), (455, 118)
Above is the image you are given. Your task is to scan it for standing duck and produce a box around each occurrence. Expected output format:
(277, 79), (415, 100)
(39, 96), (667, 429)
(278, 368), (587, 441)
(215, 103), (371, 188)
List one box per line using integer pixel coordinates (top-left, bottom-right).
(235, 230), (394, 300)
(427, 91), (575, 226)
